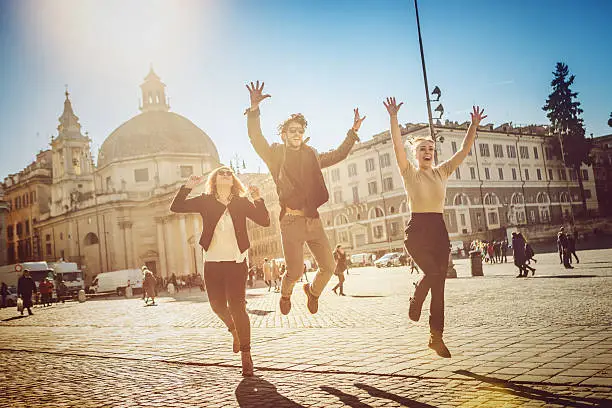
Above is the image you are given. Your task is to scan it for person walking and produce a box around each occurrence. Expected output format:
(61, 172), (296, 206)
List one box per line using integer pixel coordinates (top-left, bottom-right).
(262, 258), (273, 292)
(245, 81), (363, 315)
(170, 166), (270, 377)
(567, 233), (579, 264)
(332, 245), (347, 296)
(557, 228), (573, 269)
(271, 259), (280, 293)
(501, 238), (508, 263)
(17, 270), (37, 316)
(143, 269), (157, 305)
(385, 97), (487, 358)
(1, 282), (8, 308)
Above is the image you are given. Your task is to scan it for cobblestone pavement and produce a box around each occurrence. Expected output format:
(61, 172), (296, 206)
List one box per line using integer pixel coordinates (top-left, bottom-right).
(1, 249), (611, 407)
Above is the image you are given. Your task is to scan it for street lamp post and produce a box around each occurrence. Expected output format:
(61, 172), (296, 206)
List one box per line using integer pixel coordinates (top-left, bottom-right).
(555, 126), (576, 227)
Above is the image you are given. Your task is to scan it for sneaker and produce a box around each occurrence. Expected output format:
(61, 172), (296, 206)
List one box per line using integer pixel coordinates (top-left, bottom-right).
(279, 296), (291, 315)
(408, 297), (422, 322)
(303, 283), (319, 314)
(428, 335), (451, 358)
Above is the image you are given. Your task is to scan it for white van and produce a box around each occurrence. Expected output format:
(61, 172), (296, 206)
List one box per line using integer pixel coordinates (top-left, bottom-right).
(89, 269), (143, 296)
(349, 253), (374, 267)
(49, 262), (85, 296)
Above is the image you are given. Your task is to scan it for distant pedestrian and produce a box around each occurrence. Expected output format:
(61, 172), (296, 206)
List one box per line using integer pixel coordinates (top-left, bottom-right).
(271, 260), (280, 293)
(567, 234), (579, 264)
(301, 263), (309, 283)
(493, 241), (501, 263)
(525, 242), (537, 268)
(143, 269), (157, 305)
(332, 245), (347, 296)
(501, 239), (508, 263)
(1, 282), (7, 308)
(262, 258), (273, 291)
(512, 232), (534, 277)
(557, 228), (573, 269)
(17, 270), (37, 316)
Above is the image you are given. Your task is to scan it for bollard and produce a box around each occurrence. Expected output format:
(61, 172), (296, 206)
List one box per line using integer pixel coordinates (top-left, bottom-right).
(469, 250), (484, 276)
(167, 283), (175, 295)
(78, 289), (86, 303)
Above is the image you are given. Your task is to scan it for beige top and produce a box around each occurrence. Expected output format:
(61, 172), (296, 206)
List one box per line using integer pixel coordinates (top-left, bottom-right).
(203, 208), (248, 263)
(401, 155), (462, 213)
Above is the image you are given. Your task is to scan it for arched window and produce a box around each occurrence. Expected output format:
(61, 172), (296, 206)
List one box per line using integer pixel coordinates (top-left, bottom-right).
(389, 206), (395, 214)
(371, 207), (384, 218)
(84, 232), (99, 246)
(484, 193), (500, 206)
(560, 192), (570, 203)
(511, 193), (524, 205)
(453, 193), (470, 206)
(335, 214), (349, 225)
(536, 192), (550, 204)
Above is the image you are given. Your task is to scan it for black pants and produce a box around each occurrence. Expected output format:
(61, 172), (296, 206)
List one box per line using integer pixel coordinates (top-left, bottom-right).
(204, 261), (250, 351)
(404, 213), (449, 333)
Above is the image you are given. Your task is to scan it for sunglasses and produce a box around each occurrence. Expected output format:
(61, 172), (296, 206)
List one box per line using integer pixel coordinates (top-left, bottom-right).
(217, 170), (233, 176)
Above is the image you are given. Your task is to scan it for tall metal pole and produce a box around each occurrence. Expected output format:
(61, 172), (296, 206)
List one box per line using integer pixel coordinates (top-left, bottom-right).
(414, 0), (436, 143)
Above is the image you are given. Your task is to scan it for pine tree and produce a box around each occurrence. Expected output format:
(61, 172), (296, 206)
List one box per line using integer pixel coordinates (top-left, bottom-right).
(542, 62), (592, 215)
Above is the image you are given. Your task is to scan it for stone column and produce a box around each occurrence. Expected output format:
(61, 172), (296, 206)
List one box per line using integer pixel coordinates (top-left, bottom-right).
(192, 216), (203, 276)
(164, 218), (175, 277)
(156, 218), (168, 279)
(179, 216), (190, 274)
(118, 220), (133, 268)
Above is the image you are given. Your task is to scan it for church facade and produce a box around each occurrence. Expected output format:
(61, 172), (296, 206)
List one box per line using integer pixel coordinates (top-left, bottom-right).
(34, 68), (220, 285)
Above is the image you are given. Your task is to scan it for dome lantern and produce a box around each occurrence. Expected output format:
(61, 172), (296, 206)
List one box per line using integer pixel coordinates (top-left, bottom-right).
(139, 65), (169, 113)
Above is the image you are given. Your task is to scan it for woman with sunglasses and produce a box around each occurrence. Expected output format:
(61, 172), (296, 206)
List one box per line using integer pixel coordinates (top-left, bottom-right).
(170, 166), (270, 376)
(384, 97), (486, 358)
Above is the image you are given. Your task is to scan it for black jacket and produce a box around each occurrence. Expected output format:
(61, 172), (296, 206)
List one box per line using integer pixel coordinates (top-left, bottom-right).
(247, 108), (359, 218)
(170, 186), (270, 253)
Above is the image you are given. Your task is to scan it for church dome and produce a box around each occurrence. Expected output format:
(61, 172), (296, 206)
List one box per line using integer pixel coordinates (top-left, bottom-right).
(97, 111), (219, 167)
(97, 67), (219, 168)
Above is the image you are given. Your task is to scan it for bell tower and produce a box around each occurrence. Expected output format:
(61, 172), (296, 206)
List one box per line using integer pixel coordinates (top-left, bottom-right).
(50, 89), (95, 216)
(139, 65), (170, 112)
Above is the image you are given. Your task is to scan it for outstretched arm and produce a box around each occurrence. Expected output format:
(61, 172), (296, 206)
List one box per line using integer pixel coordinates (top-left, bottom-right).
(170, 175), (204, 213)
(319, 108), (364, 168)
(243, 185), (270, 227)
(439, 106), (487, 176)
(383, 97), (411, 174)
(245, 81), (273, 165)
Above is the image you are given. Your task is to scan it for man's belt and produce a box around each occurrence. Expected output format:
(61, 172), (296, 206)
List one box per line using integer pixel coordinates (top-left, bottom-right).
(285, 208), (305, 216)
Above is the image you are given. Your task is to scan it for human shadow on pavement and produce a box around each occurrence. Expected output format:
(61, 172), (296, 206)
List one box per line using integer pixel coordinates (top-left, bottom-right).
(354, 383), (437, 408)
(454, 370), (611, 407)
(236, 376), (304, 408)
(247, 309), (275, 316)
(536, 274), (597, 279)
(320, 386), (372, 407)
(1, 315), (28, 322)
(349, 295), (385, 298)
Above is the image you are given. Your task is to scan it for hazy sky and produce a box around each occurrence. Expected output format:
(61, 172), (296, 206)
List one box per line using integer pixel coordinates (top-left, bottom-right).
(1, 0), (610, 178)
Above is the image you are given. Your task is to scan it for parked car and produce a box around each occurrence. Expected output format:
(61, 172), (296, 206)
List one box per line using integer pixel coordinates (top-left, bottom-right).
(374, 252), (403, 268)
(5, 286), (18, 307)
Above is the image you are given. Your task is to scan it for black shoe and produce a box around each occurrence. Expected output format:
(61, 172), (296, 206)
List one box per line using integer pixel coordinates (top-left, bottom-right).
(516, 274), (523, 278)
(408, 297), (422, 322)
(340, 292), (346, 296)
(428, 334), (451, 358)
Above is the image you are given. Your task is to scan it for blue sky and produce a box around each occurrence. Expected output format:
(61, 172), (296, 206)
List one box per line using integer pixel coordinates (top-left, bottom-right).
(1, 0), (610, 177)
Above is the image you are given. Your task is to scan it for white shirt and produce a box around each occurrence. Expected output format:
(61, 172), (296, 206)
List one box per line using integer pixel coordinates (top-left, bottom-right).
(203, 208), (247, 263)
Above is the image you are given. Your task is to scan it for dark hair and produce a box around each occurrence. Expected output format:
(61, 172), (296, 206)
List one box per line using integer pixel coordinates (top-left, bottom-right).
(278, 113), (308, 138)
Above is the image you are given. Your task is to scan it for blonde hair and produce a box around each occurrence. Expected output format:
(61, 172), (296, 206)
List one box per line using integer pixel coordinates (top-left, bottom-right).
(204, 166), (247, 197)
(410, 136), (435, 151)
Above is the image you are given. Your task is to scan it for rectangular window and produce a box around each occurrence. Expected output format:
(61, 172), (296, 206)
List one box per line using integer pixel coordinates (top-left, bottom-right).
(460, 213), (466, 226)
(451, 141), (457, 154)
(558, 169), (567, 181)
(570, 169), (577, 181)
(533, 147), (539, 159)
(536, 168), (542, 180)
(333, 190), (342, 204)
(373, 225), (383, 239)
(585, 189), (592, 199)
(46, 243), (52, 256)
(180, 165), (193, 178)
(352, 186), (359, 204)
(382, 177), (394, 192)
(454, 168), (461, 180)
(498, 168), (504, 180)
(331, 168), (340, 182)
(470, 167), (476, 180)
(479, 143), (490, 157)
(366, 158), (375, 172)
(8, 225), (13, 239)
(368, 181), (378, 195)
(484, 168), (490, 180)
(548, 169), (553, 180)
(379, 153), (391, 168)
(581, 169), (589, 181)
(348, 163), (357, 177)
(134, 168), (149, 182)
(511, 168), (517, 180)
(390, 222), (400, 236)
(524, 168), (530, 181)
(488, 212), (498, 225)
(493, 144), (504, 158)
(507, 145), (517, 158)
(519, 146), (529, 159)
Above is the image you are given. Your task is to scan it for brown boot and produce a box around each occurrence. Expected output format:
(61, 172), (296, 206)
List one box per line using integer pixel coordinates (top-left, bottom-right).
(230, 329), (240, 353)
(428, 331), (451, 358)
(279, 296), (291, 315)
(241, 350), (254, 377)
(408, 297), (422, 322)
(303, 283), (319, 314)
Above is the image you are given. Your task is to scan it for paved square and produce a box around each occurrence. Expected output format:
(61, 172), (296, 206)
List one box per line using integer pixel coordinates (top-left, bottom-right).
(1, 249), (611, 407)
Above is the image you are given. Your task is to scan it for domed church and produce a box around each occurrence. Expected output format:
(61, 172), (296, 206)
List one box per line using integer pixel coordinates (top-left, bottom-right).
(38, 68), (220, 285)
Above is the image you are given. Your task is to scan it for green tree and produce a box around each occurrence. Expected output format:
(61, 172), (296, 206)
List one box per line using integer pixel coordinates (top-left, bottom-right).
(542, 62), (592, 215)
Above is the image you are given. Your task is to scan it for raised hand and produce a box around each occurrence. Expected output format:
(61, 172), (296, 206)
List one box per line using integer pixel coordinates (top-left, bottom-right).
(248, 185), (261, 200)
(383, 97), (404, 116)
(185, 175), (204, 189)
(470, 106), (487, 125)
(246, 81), (271, 109)
(352, 108), (366, 132)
